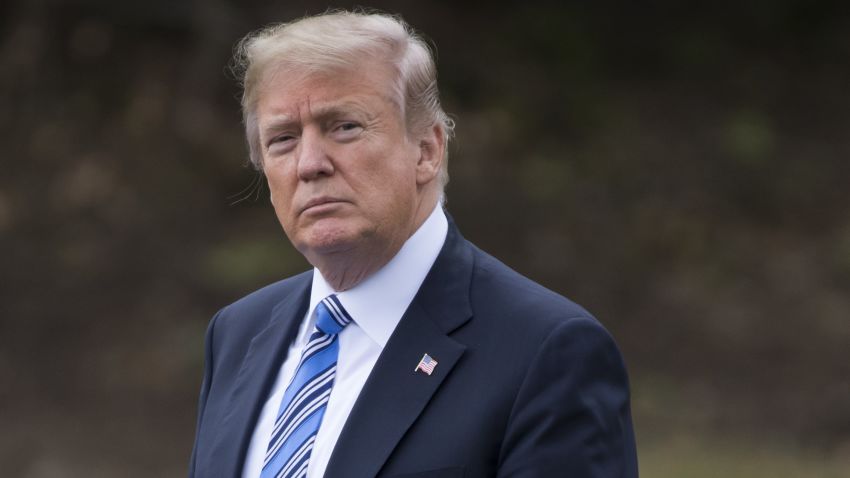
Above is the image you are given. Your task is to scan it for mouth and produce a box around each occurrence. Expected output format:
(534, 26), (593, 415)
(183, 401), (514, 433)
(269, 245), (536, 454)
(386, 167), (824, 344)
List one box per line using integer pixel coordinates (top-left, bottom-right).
(300, 197), (347, 215)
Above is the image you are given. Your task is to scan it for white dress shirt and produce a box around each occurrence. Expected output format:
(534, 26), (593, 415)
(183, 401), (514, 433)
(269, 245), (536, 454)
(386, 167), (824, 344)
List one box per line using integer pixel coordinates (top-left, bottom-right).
(242, 204), (448, 478)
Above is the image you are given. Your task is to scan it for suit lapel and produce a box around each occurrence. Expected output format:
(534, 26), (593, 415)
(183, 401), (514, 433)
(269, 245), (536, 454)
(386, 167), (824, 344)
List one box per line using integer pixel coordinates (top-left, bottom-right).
(208, 277), (311, 478)
(324, 220), (475, 478)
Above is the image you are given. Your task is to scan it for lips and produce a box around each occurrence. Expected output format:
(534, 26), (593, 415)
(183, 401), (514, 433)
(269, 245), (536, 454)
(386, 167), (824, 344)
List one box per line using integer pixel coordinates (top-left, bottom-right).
(300, 197), (346, 214)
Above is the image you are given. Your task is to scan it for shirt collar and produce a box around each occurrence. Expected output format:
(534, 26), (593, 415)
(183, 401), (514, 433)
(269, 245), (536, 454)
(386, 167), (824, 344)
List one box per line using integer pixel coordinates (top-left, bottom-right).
(308, 204), (448, 348)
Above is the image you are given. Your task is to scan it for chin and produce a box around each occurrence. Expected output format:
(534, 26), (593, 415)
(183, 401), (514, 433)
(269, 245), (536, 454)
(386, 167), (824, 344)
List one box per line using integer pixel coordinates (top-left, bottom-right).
(298, 223), (362, 256)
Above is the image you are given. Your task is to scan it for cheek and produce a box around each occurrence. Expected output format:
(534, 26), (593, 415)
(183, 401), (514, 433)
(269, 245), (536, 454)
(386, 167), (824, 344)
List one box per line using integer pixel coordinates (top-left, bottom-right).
(356, 162), (413, 209)
(266, 172), (294, 210)
(361, 144), (418, 184)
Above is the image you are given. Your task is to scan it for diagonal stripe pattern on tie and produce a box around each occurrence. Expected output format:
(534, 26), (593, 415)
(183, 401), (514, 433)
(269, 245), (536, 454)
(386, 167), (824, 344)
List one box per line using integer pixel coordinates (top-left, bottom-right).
(261, 294), (352, 478)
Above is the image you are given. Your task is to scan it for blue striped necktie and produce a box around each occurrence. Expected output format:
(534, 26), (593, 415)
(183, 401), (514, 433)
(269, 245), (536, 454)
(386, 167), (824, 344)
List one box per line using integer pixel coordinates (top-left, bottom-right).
(260, 294), (353, 478)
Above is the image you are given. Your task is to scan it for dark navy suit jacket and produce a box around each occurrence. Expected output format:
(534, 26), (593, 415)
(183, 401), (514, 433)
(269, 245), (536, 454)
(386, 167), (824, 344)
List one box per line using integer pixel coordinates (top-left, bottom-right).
(190, 220), (638, 477)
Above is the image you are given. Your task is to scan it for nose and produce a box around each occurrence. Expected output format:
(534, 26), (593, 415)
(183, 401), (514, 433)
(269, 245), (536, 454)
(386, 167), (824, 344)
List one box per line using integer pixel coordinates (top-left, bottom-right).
(296, 129), (334, 181)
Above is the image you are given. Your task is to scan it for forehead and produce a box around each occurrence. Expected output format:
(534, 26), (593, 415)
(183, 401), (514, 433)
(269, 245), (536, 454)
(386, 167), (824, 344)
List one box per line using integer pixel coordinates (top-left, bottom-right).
(256, 61), (401, 119)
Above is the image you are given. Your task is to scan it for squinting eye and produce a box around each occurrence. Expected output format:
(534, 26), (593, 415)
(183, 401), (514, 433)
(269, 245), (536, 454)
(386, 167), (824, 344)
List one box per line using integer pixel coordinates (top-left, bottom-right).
(266, 134), (297, 155)
(269, 135), (294, 145)
(332, 122), (363, 140)
(337, 122), (360, 132)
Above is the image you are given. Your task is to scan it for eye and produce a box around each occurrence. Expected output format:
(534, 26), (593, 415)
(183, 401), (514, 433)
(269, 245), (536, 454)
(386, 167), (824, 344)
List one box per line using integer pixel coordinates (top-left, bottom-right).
(268, 134), (294, 145)
(266, 133), (297, 154)
(331, 121), (363, 140)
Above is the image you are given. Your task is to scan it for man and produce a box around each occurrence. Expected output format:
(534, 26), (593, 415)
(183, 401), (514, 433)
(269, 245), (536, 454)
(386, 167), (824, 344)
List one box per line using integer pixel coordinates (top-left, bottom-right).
(190, 11), (638, 478)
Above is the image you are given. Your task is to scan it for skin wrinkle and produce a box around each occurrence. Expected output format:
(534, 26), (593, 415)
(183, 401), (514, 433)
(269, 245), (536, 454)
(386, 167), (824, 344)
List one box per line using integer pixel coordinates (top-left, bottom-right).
(257, 63), (403, 127)
(260, 102), (381, 151)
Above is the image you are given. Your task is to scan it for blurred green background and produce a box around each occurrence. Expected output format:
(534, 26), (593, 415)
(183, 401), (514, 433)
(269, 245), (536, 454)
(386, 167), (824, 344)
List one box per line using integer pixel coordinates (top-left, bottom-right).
(2, 1), (849, 476)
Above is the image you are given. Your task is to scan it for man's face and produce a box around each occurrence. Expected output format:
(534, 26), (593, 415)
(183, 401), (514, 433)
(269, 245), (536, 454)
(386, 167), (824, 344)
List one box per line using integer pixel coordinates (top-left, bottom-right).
(255, 62), (425, 268)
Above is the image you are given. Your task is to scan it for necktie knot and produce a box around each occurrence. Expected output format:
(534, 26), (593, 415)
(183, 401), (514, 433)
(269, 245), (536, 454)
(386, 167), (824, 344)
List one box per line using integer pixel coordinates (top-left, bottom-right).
(315, 295), (353, 336)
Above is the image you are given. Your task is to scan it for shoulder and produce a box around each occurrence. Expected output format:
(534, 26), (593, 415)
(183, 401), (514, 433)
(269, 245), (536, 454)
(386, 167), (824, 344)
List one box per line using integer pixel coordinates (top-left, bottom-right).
(221, 270), (313, 316)
(458, 239), (623, 367)
(467, 242), (595, 326)
(208, 270), (312, 340)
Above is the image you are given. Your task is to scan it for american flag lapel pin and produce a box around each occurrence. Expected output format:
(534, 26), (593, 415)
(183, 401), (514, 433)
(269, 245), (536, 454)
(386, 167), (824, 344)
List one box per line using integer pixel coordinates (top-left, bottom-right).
(414, 353), (438, 375)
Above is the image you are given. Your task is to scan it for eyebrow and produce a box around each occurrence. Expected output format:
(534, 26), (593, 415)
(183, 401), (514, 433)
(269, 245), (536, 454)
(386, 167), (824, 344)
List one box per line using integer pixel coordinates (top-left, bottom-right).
(260, 95), (398, 135)
(312, 102), (370, 123)
(260, 102), (363, 133)
(260, 114), (298, 135)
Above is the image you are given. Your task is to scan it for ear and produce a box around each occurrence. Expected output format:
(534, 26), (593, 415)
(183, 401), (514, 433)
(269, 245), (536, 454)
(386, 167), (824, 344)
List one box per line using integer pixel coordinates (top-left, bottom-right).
(415, 123), (445, 186)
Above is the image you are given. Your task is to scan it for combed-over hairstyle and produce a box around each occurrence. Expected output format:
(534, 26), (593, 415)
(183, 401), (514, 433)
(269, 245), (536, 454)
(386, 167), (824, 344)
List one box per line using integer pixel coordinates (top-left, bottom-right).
(232, 10), (454, 189)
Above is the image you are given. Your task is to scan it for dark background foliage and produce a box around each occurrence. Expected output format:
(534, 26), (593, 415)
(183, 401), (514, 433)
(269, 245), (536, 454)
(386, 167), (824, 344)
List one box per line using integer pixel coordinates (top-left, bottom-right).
(2, 1), (849, 476)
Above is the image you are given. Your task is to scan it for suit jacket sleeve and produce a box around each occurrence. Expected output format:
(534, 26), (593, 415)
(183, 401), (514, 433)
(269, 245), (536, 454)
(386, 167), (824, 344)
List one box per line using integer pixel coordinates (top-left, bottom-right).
(188, 307), (222, 477)
(497, 316), (638, 477)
